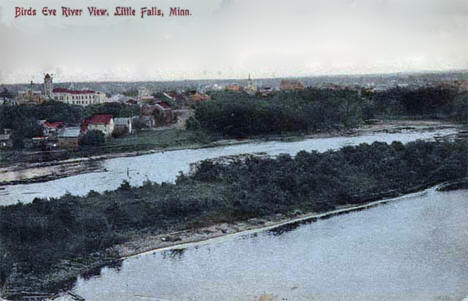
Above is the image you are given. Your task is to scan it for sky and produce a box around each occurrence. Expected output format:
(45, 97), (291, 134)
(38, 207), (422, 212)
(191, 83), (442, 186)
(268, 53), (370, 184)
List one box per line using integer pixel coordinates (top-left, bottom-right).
(0, 0), (467, 83)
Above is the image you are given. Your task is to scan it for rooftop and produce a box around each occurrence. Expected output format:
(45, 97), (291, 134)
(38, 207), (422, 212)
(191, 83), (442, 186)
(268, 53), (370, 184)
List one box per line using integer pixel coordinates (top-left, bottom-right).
(53, 88), (95, 95)
(88, 114), (113, 125)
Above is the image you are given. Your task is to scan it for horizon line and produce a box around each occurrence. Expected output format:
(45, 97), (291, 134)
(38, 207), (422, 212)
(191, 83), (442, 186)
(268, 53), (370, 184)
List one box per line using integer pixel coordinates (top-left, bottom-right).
(2, 68), (467, 86)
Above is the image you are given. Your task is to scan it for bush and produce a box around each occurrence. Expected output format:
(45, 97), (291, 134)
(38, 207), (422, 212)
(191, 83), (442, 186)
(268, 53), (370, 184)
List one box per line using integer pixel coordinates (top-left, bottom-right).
(80, 130), (105, 146)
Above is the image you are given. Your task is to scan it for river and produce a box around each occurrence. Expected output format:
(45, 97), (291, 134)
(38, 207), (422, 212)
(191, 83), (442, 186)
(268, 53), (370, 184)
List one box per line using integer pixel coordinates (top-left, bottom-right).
(0, 128), (458, 205)
(66, 188), (468, 301)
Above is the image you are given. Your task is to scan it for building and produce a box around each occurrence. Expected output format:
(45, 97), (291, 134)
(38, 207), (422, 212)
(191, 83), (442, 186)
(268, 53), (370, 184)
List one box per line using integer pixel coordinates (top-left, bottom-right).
(245, 74), (258, 95)
(43, 73), (53, 98)
(17, 81), (43, 105)
(39, 121), (65, 137)
(280, 79), (305, 91)
(114, 117), (134, 135)
(58, 127), (81, 150)
(226, 84), (243, 92)
(188, 92), (211, 103)
(52, 88), (106, 106)
(139, 95), (155, 103)
(140, 102), (173, 127)
(84, 114), (114, 137)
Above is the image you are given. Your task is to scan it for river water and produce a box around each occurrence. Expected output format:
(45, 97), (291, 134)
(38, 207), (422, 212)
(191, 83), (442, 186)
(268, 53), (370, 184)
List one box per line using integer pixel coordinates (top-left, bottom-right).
(0, 129), (458, 205)
(68, 189), (468, 301)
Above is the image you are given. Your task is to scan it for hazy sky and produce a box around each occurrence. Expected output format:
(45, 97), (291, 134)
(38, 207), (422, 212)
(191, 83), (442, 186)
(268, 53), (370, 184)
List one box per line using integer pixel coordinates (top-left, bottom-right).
(0, 0), (467, 83)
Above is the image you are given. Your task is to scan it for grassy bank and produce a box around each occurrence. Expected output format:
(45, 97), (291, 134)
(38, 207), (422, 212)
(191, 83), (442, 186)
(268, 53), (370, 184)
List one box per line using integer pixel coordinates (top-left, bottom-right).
(0, 140), (467, 299)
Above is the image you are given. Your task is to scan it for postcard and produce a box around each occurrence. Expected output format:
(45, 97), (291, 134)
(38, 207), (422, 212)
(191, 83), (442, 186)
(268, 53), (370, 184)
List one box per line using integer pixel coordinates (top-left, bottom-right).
(0, 0), (467, 300)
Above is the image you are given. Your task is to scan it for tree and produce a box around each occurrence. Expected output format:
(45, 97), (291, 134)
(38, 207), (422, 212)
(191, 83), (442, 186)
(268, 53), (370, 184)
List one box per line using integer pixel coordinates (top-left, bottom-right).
(80, 130), (105, 146)
(454, 93), (468, 124)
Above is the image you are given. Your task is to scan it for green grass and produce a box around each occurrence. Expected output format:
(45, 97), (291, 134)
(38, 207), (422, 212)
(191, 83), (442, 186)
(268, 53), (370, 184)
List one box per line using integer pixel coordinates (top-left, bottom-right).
(108, 129), (213, 149)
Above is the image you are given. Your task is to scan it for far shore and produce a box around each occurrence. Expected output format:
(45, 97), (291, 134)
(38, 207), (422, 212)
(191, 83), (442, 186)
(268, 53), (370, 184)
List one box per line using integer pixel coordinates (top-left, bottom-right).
(0, 119), (461, 186)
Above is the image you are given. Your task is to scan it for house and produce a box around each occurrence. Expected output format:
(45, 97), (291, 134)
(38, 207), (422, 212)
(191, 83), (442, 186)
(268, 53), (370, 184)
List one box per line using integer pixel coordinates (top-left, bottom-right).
(114, 117), (134, 135)
(140, 95), (155, 103)
(0, 129), (13, 150)
(84, 114), (114, 137)
(41, 121), (65, 137)
(280, 80), (305, 91)
(140, 102), (173, 126)
(188, 92), (211, 103)
(58, 127), (81, 150)
(226, 84), (243, 92)
(154, 102), (173, 124)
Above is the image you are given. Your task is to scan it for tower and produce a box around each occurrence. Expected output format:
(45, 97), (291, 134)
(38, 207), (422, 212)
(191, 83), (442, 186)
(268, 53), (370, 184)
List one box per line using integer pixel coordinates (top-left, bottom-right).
(246, 73), (257, 95)
(43, 73), (53, 98)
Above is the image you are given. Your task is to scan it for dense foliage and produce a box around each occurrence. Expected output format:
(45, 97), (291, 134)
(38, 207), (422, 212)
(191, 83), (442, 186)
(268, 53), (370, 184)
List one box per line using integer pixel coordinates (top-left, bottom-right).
(0, 140), (466, 295)
(367, 86), (461, 118)
(189, 89), (363, 137)
(188, 87), (464, 137)
(80, 130), (105, 146)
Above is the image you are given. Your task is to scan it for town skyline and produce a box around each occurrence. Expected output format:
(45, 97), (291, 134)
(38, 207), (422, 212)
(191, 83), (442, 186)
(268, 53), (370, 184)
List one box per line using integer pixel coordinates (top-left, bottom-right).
(2, 68), (467, 86)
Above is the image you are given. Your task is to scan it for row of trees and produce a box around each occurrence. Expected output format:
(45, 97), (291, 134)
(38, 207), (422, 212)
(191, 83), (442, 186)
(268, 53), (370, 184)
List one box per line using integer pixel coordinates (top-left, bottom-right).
(0, 140), (466, 295)
(187, 87), (467, 137)
(367, 86), (465, 119)
(188, 90), (364, 137)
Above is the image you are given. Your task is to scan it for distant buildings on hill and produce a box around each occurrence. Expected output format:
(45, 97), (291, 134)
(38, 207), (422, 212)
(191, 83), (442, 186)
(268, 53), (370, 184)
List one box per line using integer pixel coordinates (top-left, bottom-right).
(17, 74), (106, 106)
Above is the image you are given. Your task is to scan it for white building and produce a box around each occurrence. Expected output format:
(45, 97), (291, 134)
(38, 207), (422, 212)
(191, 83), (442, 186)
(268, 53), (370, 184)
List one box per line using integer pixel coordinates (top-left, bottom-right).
(85, 114), (114, 137)
(52, 88), (106, 106)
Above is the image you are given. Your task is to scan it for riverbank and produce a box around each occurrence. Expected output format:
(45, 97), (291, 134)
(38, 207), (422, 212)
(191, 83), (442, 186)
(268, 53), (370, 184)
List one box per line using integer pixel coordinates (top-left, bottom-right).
(46, 180), (468, 301)
(0, 120), (462, 186)
(1, 140), (466, 300)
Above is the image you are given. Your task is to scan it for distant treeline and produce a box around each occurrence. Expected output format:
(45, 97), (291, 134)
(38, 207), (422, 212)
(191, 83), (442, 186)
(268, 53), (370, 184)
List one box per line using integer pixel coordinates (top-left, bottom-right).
(0, 101), (139, 148)
(0, 140), (467, 296)
(187, 87), (468, 137)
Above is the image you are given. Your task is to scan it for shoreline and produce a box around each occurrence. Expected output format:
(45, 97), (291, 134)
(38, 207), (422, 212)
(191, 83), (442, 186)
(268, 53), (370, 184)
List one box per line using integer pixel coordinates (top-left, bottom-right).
(115, 177), (468, 260)
(0, 120), (461, 186)
(44, 181), (466, 301)
(115, 185), (437, 260)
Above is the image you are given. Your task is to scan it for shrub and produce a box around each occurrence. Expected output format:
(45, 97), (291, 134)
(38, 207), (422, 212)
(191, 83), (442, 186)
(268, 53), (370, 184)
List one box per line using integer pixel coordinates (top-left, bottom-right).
(80, 130), (105, 146)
